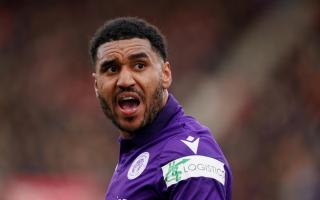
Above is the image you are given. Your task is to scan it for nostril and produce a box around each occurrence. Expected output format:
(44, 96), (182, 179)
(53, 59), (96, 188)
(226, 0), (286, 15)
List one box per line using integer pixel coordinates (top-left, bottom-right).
(117, 81), (135, 88)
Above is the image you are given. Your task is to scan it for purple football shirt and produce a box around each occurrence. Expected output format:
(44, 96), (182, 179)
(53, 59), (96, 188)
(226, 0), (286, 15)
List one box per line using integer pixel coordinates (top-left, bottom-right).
(106, 94), (232, 200)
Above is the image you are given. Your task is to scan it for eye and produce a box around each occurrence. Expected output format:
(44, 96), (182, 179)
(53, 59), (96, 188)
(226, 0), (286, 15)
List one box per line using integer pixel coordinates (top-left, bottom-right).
(100, 64), (119, 74)
(108, 65), (118, 73)
(99, 60), (119, 74)
(134, 63), (145, 70)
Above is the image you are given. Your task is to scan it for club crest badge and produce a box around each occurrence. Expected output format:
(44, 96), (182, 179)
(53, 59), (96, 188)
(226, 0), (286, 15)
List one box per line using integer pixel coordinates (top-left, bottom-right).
(127, 152), (150, 180)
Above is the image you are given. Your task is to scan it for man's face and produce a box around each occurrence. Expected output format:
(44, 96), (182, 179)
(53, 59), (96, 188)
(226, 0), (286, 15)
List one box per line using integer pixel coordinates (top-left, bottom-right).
(93, 38), (171, 134)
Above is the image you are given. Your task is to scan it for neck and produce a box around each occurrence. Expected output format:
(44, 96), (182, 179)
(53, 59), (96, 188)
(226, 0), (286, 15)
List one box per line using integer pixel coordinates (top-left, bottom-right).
(120, 131), (134, 139)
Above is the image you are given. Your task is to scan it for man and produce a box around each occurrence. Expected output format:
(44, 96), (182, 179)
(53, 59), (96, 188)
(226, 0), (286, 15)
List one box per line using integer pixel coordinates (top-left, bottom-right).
(89, 17), (232, 200)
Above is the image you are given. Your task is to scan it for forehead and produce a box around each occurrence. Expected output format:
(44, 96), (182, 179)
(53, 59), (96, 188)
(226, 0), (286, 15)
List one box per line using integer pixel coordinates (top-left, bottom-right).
(96, 38), (157, 61)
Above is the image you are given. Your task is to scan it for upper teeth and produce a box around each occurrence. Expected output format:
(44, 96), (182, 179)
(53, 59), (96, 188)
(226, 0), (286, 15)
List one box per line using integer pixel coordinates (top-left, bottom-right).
(122, 97), (134, 101)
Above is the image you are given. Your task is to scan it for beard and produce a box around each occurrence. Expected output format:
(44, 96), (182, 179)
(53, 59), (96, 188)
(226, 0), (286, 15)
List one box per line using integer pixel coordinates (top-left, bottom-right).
(97, 80), (164, 133)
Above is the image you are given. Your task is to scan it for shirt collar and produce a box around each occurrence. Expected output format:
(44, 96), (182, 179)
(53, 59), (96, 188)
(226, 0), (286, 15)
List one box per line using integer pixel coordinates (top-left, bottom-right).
(119, 94), (182, 151)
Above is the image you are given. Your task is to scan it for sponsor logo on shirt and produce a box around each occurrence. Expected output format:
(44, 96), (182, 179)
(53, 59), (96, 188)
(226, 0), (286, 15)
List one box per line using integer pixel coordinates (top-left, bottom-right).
(127, 152), (150, 180)
(180, 136), (200, 154)
(162, 155), (225, 187)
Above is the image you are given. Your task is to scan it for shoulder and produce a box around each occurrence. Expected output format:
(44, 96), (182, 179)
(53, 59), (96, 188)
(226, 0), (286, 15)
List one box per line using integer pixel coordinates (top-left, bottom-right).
(158, 115), (230, 186)
(160, 115), (226, 162)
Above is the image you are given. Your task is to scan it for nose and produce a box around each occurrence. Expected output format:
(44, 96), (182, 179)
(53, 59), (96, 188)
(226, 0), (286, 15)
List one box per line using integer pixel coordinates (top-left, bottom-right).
(116, 67), (135, 89)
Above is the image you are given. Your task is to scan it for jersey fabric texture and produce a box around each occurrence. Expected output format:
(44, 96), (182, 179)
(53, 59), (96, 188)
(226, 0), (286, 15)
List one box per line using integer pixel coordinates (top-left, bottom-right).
(105, 94), (232, 200)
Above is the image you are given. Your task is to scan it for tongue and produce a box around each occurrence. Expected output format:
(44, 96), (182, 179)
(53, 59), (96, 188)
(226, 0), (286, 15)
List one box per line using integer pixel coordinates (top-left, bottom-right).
(121, 101), (137, 110)
(119, 101), (138, 115)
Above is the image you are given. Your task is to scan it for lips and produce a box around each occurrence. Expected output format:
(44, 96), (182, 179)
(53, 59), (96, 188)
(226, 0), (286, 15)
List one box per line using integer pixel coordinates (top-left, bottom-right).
(116, 92), (141, 116)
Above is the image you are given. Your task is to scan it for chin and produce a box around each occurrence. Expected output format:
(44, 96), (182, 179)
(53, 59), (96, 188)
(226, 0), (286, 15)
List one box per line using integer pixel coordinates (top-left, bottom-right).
(118, 120), (144, 133)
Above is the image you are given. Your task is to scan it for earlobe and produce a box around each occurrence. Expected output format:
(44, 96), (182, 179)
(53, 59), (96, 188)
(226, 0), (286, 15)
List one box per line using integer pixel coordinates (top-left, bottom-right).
(95, 86), (99, 98)
(162, 61), (172, 89)
(93, 73), (99, 98)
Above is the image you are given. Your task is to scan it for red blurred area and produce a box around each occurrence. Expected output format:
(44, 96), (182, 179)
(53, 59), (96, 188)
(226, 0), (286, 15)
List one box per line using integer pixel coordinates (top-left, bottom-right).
(2, 174), (103, 200)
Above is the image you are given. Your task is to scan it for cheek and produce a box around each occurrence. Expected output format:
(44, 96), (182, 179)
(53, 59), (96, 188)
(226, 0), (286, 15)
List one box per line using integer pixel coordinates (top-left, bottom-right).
(143, 75), (161, 96)
(97, 78), (114, 100)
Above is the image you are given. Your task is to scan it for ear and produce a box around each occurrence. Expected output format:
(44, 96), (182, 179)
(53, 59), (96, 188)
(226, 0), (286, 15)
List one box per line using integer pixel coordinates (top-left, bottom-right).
(92, 73), (99, 97)
(162, 61), (172, 89)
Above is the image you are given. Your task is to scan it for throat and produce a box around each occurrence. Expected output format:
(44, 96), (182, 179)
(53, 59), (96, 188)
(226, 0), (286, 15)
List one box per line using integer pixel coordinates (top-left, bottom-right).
(120, 131), (135, 139)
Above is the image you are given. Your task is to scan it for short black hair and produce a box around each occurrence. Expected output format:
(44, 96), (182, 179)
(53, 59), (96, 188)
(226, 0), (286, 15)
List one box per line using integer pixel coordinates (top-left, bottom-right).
(89, 17), (167, 65)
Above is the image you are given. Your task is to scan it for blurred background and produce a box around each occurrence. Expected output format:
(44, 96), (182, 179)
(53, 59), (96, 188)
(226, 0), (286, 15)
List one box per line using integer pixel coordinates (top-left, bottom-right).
(0, 0), (319, 199)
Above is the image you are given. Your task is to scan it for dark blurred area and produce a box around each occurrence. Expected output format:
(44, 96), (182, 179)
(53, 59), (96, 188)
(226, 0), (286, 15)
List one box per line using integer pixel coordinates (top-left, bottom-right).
(0, 0), (319, 199)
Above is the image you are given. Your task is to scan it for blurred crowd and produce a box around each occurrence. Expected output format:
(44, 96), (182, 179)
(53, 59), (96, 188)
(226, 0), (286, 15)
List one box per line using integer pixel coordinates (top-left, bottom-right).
(0, 0), (319, 199)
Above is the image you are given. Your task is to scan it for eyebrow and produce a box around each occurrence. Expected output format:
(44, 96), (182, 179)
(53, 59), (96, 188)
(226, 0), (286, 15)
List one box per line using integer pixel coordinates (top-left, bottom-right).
(99, 59), (118, 69)
(98, 52), (149, 70)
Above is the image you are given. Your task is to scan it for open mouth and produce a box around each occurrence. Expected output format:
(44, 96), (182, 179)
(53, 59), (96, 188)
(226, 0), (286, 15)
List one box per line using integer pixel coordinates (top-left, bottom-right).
(117, 94), (141, 115)
(118, 96), (140, 109)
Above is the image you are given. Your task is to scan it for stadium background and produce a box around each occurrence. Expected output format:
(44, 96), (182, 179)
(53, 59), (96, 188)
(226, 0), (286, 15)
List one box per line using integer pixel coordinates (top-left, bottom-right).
(0, 0), (319, 199)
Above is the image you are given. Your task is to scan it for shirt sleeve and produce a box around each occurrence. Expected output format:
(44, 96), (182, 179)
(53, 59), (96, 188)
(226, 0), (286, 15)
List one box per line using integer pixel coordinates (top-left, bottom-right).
(164, 173), (228, 200)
